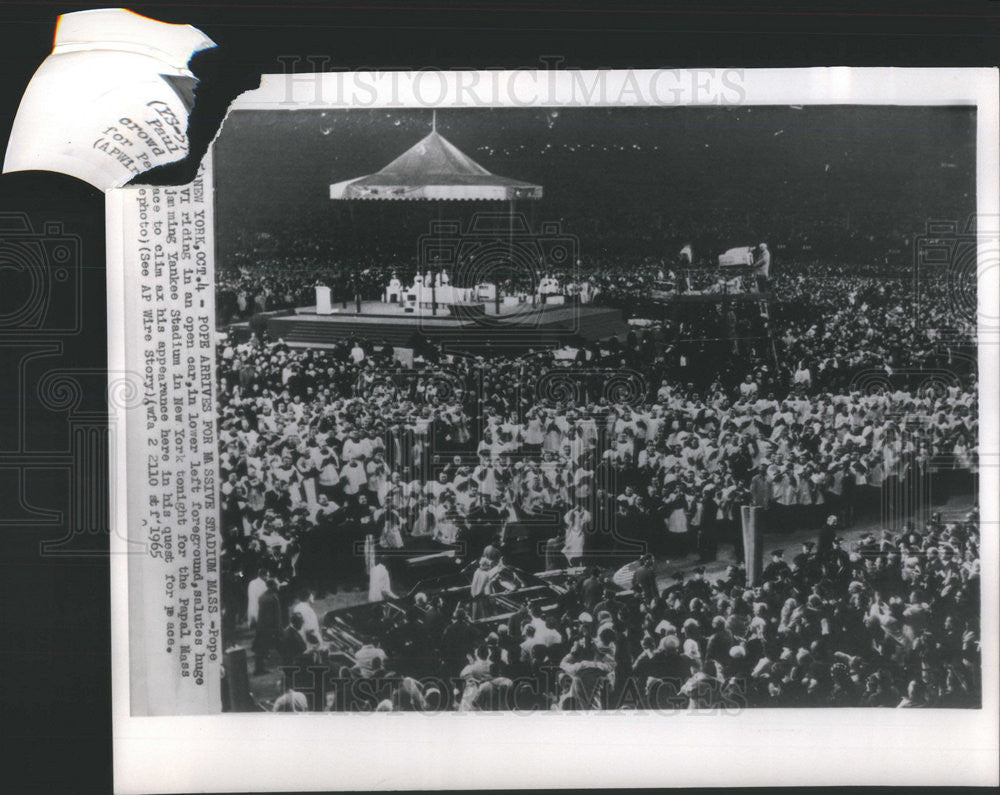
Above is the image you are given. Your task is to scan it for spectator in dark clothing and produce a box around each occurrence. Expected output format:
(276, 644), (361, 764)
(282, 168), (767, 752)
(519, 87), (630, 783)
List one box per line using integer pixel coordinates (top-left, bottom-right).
(252, 580), (283, 674)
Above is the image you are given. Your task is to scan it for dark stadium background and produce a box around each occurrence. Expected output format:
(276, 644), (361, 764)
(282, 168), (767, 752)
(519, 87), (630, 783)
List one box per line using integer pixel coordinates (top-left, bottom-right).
(214, 105), (975, 264)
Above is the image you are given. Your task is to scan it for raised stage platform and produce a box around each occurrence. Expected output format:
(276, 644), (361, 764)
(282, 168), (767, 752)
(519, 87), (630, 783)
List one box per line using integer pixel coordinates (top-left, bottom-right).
(228, 300), (629, 352)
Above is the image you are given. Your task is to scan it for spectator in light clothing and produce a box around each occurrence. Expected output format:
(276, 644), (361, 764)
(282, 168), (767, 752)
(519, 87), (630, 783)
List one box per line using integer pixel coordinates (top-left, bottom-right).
(471, 557), (504, 619)
(273, 688), (309, 712)
(368, 554), (397, 602)
(246, 568), (268, 626)
(740, 375), (758, 399)
(793, 360), (812, 389)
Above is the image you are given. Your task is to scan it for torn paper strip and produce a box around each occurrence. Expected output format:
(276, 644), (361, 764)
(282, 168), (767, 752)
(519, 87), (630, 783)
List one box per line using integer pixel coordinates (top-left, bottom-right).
(3, 8), (214, 191)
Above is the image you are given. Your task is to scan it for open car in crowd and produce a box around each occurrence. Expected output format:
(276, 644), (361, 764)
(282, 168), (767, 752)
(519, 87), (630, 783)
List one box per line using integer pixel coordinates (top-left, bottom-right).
(315, 563), (633, 695)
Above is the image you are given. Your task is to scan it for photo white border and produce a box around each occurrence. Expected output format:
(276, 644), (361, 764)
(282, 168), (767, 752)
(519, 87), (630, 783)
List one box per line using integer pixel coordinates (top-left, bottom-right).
(111, 67), (1000, 792)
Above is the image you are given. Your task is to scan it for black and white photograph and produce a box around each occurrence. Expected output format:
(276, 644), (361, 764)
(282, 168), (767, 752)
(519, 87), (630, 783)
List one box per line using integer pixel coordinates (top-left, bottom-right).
(211, 102), (983, 714)
(0, 0), (998, 787)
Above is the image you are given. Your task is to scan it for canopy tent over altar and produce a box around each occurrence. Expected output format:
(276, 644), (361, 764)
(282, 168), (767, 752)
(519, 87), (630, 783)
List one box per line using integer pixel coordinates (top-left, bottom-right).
(329, 116), (543, 201)
(328, 113), (545, 313)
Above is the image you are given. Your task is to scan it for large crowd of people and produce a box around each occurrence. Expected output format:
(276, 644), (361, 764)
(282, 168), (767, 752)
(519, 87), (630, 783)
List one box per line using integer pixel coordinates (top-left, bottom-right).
(274, 509), (980, 711)
(216, 238), (980, 712)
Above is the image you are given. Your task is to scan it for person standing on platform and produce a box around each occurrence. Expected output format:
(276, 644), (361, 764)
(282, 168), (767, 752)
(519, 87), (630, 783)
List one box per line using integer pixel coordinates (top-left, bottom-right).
(753, 243), (771, 292)
(471, 557), (504, 620)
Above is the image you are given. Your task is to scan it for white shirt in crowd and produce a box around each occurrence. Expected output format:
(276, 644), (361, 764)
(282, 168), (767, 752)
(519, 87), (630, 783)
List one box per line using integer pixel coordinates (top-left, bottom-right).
(368, 563), (395, 602)
(292, 599), (321, 641)
(341, 460), (367, 494)
(246, 576), (267, 625)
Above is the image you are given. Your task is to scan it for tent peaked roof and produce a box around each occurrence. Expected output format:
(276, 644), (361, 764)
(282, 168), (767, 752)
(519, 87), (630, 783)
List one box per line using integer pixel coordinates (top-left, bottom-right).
(330, 130), (543, 201)
(381, 129), (492, 178)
